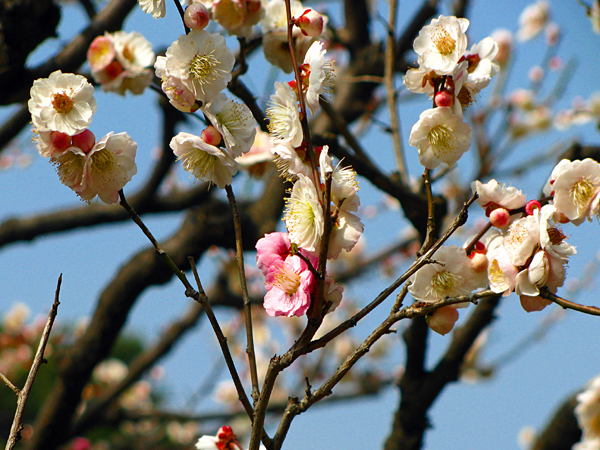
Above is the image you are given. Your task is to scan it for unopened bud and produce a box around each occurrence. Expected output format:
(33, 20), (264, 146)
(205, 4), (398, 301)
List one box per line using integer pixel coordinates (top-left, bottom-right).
(471, 253), (488, 273)
(184, 2), (210, 30)
(50, 131), (72, 151)
(525, 200), (541, 215)
(202, 125), (222, 146)
(426, 306), (459, 335)
(435, 90), (454, 108)
(489, 207), (510, 228)
(72, 129), (96, 153)
(295, 9), (324, 37)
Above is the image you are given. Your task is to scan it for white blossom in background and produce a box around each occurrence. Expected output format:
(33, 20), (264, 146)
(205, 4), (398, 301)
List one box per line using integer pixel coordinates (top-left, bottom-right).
(408, 245), (478, 302)
(517, 0), (550, 41)
(52, 132), (137, 204)
(170, 132), (238, 189)
(162, 30), (235, 104)
(261, 0), (304, 31)
(3, 303), (30, 334)
(138, 0), (166, 18)
(413, 15), (469, 75)
(490, 28), (513, 67)
(262, 29), (313, 73)
(266, 81), (303, 147)
(549, 159), (600, 224)
(88, 31), (155, 95)
(302, 41), (335, 114)
(29, 70), (97, 136)
(409, 106), (472, 169)
(203, 93), (257, 157)
(93, 358), (128, 384)
(589, 1), (600, 34)
(284, 173), (324, 252)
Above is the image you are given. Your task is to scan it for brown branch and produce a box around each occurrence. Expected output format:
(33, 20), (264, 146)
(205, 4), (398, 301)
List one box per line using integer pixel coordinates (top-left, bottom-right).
(6, 274), (61, 450)
(540, 289), (600, 316)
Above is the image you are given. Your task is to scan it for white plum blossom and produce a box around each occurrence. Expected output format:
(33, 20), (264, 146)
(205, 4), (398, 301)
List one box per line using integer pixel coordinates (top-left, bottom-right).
(409, 106), (472, 169)
(486, 233), (519, 296)
(261, 0), (305, 31)
(303, 41), (335, 115)
(88, 31), (155, 95)
(155, 56), (199, 113)
(138, 0), (166, 18)
(549, 158), (600, 224)
(503, 214), (539, 267)
(409, 245), (478, 302)
(517, 1), (550, 41)
(328, 208), (364, 259)
(464, 37), (500, 92)
(284, 173), (324, 252)
(162, 30), (235, 104)
(272, 141), (312, 180)
(29, 70), (97, 136)
(170, 132), (238, 189)
(266, 81), (303, 147)
(471, 179), (527, 214)
(403, 62), (435, 95)
(51, 132), (137, 204)
(202, 93), (257, 157)
(413, 15), (469, 75)
(319, 145), (359, 206)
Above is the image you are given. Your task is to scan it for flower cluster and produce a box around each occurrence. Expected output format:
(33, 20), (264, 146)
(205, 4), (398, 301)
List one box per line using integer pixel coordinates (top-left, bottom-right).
(28, 70), (137, 203)
(252, 36), (358, 318)
(87, 31), (156, 95)
(405, 15), (500, 169)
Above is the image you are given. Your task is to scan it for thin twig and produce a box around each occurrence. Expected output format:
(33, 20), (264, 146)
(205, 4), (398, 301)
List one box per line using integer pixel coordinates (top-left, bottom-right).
(225, 185), (260, 404)
(5, 274), (62, 450)
(384, 0), (408, 186)
(0, 373), (19, 395)
(540, 289), (600, 316)
(417, 168), (436, 255)
(173, 0), (190, 34)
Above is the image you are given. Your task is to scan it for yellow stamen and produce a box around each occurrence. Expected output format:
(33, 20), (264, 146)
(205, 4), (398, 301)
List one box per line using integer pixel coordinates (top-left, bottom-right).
(570, 178), (594, 216)
(433, 28), (456, 56)
(428, 270), (464, 299)
(52, 92), (74, 114)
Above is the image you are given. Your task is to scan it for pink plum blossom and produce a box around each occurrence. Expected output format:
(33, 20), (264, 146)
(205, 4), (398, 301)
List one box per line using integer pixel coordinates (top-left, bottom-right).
(263, 254), (315, 317)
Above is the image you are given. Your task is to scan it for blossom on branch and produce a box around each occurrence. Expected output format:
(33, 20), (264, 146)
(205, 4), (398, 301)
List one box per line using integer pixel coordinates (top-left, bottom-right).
(266, 81), (303, 147)
(471, 179), (527, 215)
(413, 15), (469, 75)
(161, 30), (235, 105)
(29, 70), (97, 136)
(302, 41), (335, 115)
(51, 131), (137, 204)
(284, 174), (324, 252)
(408, 107), (472, 169)
(170, 131), (238, 188)
(138, 0), (166, 18)
(88, 31), (155, 95)
(202, 93), (257, 157)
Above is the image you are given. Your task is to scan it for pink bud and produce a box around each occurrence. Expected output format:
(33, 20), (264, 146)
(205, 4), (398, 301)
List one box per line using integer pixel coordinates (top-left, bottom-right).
(296, 9), (324, 37)
(519, 295), (552, 312)
(426, 306), (459, 335)
(201, 125), (223, 146)
(525, 200), (541, 215)
(435, 90), (454, 108)
(489, 208), (510, 228)
(72, 129), (96, 154)
(50, 131), (72, 151)
(71, 438), (91, 450)
(474, 241), (486, 253)
(184, 3), (210, 30)
(471, 253), (488, 273)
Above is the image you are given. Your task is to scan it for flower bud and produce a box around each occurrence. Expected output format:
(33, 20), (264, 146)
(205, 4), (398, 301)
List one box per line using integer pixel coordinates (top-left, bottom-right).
(201, 125), (223, 146)
(435, 90), (454, 108)
(525, 200), (541, 215)
(426, 306), (459, 335)
(489, 207), (510, 228)
(471, 252), (488, 273)
(519, 295), (552, 312)
(296, 9), (324, 37)
(184, 2), (210, 30)
(72, 129), (96, 154)
(50, 131), (73, 151)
